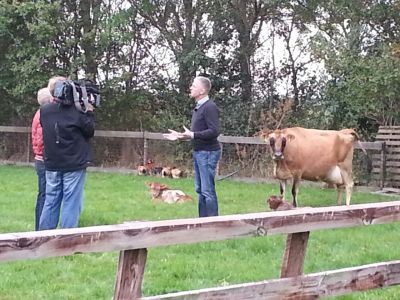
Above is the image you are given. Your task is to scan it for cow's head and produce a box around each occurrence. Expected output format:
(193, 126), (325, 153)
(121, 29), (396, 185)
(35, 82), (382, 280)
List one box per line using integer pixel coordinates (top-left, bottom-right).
(258, 129), (294, 161)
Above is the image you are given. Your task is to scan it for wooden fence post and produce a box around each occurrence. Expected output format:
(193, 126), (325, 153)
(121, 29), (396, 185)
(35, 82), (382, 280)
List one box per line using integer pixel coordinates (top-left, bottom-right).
(114, 248), (148, 300)
(381, 142), (386, 189)
(280, 232), (310, 278)
(217, 141), (223, 176)
(26, 133), (31, 162)
(143, 132), (148, 165)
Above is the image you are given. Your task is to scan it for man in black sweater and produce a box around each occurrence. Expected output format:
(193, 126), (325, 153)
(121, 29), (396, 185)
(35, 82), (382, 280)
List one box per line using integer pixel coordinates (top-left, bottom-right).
(165, 76), (221, 217)
(39, 76), (95, 230)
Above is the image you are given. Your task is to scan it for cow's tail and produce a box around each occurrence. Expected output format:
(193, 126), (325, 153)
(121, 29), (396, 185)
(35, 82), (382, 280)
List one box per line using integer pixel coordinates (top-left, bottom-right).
(346, 129), (372, 172)
(347, 129), (367, 155)
(342, 128), (365, 151)
(341, 128), (360, 141)
(351, 130), (367, 155)
(358, 141), (367, 155)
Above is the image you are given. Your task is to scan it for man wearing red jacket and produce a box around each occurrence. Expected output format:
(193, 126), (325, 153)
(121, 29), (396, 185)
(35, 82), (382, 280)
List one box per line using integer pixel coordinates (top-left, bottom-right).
(31, 87), (52, 230)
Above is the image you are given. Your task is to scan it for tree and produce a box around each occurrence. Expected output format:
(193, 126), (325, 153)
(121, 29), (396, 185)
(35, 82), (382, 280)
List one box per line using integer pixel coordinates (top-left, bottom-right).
(130, 0), (213, 93)
(211, 0), (280, 134)
(0, 1), (60, 124)
(300, 0), (400, 132)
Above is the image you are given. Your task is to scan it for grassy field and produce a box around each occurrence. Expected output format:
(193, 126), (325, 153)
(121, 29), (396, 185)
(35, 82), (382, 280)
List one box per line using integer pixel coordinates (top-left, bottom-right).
(0, 165), (400, 299)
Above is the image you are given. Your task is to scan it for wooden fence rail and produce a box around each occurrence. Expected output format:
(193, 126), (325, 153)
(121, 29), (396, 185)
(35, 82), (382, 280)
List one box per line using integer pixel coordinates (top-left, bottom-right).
(1, 201), (400, 299)
(0, 125), (384, 148)
(142, 261), (400, 300)
(0, 126), (387, 186)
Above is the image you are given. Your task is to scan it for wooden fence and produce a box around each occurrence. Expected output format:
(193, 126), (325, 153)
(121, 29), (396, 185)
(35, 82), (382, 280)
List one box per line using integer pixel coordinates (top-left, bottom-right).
(1, 201), (400, 299)
(374, 126), (400, 189)
(0, 126), (387, 186)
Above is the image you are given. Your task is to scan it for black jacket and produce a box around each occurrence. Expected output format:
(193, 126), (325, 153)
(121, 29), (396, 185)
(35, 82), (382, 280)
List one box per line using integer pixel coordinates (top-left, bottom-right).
(40, 102), (95, 171)
(191, 99), (220, 151)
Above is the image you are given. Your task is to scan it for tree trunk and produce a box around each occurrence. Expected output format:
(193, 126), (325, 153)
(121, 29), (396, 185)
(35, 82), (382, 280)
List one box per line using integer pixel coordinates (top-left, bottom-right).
(79, 0), (100, 80)
(238, 29), (253, 104)
(178, 0), (196, 94)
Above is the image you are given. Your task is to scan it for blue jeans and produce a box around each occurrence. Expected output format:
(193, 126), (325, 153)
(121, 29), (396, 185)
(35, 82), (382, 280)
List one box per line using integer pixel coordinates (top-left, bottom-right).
(34, 159), (46, 231)
(193, 150), (221, 217)
(39, 169), (86, 230)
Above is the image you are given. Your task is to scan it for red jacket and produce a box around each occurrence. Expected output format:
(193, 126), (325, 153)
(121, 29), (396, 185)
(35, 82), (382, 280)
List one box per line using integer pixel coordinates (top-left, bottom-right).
(31, 109), (44, 160)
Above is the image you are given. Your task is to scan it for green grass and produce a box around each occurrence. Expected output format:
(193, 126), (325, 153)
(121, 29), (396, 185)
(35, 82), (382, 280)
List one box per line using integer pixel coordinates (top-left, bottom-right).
(0, 165), (400, 299)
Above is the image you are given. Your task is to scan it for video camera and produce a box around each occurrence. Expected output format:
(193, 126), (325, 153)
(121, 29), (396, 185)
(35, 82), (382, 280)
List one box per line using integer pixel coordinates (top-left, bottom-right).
(53, 78), (101, 113)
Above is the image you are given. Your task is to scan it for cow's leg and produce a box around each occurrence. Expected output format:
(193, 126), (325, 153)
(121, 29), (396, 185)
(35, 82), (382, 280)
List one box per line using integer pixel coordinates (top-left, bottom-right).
(291, 178), (300, 207)
(340, 169), (354, 205)
(336, 185), (343, 205)
(279, 180), (286, 200)
(345, 184), (354, 205)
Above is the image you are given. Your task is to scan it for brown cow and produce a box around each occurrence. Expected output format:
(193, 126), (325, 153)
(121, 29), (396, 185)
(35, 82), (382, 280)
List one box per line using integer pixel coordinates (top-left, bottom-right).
(161, 167), (172, 178)
(267, 195), (295, 211)
(259, 127), (359, 206)
(137, 159), (155, 176)
(171, 167), (184, 179)
(145, 182), (192, 204)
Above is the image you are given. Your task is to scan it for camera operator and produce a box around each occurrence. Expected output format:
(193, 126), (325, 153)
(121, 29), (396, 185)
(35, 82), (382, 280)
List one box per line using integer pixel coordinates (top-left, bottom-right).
(39, 76), (95, 230)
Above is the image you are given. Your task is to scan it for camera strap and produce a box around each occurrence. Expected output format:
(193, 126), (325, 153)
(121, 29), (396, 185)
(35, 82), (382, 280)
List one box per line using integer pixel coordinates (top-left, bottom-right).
(80, 85), (89, 113)
(68, 80), (80, 111)
(68, 80), (88, 113)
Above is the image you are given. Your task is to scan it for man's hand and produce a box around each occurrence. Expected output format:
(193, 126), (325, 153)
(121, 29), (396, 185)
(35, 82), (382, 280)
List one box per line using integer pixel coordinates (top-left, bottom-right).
(181, 126), (193, 139)
(162, 126), (193, 141)
(86, 103), (94, 112)
(168, 129), (182, 136)
(163, 129), (184, 141)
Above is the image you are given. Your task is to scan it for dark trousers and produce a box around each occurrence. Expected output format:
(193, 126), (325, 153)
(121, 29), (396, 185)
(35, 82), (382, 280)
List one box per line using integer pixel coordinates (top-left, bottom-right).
(34, 159), (46, 231)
